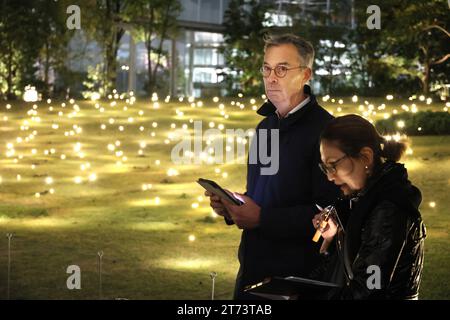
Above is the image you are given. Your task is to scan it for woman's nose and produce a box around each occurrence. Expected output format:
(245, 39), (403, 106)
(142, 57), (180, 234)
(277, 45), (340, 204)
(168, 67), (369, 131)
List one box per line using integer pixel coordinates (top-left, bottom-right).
(326, 172), (335, 182)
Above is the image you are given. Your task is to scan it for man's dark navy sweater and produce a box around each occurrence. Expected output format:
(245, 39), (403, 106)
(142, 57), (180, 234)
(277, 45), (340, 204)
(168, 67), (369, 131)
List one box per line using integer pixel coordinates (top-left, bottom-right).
(232, 85), (340, 299)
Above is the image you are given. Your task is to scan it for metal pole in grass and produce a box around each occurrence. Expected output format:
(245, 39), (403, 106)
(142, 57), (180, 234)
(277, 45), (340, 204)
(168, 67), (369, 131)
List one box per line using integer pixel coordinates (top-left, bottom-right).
(210, 272), (217, 300)
(97, 251), (104, 300)
(6, 233), (13, 300)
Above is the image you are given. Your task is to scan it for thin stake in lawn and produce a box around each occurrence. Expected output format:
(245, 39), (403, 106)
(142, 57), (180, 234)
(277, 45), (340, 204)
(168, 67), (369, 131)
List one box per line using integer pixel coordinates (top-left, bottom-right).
(6, 233), (13, 300)
(97, 251), (104, 300)
(210, 272), (217, 300)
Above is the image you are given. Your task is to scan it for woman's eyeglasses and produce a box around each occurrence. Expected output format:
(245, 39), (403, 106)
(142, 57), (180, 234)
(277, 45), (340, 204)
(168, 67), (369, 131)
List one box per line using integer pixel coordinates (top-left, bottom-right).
(318, 154), (348, 175)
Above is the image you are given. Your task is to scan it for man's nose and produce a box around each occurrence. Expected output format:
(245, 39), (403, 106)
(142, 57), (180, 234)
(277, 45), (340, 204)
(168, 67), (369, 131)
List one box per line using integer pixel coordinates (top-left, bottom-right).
(268, 71), (278, 83)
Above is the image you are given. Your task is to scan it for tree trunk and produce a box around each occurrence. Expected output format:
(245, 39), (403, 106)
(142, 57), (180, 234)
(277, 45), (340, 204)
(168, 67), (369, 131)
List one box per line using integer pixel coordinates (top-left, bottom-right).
(44, 41), (50, 98)
(151, 3), (172, 91)
(422, 46), (430, 95)
(6, 41), (14, 99)
(146, 7), (155, 95)
(423, 62), (430, 95)
(147, 41), (153, 94)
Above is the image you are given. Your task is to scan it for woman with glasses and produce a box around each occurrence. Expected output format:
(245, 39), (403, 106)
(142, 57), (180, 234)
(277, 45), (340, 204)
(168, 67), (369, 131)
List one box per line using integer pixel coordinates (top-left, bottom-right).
(312, 114), (426, 299)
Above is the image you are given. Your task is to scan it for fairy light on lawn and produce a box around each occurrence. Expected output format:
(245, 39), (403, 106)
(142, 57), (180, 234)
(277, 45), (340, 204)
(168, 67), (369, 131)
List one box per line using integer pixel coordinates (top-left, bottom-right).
(142, 184), (152, 191)
(167, 168), (179, 177)
(188, 235), (196, 242)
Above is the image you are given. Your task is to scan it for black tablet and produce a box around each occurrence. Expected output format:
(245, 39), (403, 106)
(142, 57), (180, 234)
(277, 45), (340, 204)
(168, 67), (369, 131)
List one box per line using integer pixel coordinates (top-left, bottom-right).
(197, 178), (243, 206)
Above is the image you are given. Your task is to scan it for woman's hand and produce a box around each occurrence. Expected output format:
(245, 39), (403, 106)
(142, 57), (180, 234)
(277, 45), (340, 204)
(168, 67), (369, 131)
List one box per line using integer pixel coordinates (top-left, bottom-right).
(312, 213), (338, 241)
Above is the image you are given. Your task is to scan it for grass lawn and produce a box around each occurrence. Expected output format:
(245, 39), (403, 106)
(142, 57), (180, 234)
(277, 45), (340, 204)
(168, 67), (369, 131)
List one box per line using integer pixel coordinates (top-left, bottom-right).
(0, 95), (448, 299)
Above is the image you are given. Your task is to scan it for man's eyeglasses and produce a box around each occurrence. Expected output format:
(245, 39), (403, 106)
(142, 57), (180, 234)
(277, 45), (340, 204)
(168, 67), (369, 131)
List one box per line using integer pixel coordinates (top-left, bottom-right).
(318, 155), (348, 175)
(260, 65), (307, 78)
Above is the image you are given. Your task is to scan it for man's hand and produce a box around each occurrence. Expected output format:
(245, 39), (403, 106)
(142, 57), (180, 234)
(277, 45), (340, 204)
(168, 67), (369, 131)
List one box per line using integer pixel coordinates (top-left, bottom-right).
(221, 193), (261, 229)
(205, 190), (232, 219)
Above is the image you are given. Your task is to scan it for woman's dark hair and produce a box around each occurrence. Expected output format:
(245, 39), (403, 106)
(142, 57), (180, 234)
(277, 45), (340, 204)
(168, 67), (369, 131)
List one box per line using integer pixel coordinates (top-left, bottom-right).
(320, 114), (407, 166)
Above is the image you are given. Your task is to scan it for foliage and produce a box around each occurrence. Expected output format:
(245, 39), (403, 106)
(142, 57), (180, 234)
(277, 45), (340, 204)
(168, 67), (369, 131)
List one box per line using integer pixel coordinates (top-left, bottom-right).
(221, 0), (274, 96)
(376, 111), (450, 135)
(123, 0), (181, 96)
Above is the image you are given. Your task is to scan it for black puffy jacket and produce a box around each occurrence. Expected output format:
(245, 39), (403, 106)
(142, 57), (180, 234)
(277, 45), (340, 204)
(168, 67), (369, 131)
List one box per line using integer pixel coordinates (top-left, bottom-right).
(322, 161), (426, 300)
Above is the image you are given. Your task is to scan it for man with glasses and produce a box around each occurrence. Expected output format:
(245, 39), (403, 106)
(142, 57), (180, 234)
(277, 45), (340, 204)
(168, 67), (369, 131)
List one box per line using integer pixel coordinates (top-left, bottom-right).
(206, 33), (340, 299)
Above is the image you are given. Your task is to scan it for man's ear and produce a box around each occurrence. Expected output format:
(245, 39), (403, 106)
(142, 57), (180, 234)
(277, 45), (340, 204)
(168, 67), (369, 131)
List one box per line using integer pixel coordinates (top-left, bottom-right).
(303, 67), (312, 83)
(360, 147), (374, 167)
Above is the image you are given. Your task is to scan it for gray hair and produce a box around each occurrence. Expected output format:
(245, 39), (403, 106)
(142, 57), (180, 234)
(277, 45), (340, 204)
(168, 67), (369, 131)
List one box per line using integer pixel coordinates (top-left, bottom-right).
(263, 33), (315, 69)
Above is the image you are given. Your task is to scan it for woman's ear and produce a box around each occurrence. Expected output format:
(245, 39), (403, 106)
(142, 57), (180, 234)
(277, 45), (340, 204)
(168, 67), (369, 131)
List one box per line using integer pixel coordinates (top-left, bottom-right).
(359, 147), (374, 167)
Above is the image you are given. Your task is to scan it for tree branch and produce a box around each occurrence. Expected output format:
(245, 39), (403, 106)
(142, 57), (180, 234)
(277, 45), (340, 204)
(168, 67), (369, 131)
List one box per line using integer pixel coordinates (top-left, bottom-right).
(431, 53), (450, 65)
(423, 24), (450, 38)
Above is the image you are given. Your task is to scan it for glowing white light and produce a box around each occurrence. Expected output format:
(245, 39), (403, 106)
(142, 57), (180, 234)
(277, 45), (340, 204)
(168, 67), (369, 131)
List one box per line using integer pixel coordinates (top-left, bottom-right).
(23, 86), (39, 102)
(91, 92), (101, 101)
(167, 168), (179, 177)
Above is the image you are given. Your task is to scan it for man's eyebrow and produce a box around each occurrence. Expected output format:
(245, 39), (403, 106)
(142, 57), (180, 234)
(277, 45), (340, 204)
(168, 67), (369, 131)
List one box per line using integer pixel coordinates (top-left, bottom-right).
(263, 61), (290, 65)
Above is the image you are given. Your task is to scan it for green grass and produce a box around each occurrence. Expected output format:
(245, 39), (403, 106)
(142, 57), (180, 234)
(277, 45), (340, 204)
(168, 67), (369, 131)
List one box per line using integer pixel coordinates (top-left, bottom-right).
(0, 95), (448, 299)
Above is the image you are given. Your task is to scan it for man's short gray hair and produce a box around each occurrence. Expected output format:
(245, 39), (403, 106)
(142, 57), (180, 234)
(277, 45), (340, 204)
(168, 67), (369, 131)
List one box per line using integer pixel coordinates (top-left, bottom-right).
(263, 33), (315, 69)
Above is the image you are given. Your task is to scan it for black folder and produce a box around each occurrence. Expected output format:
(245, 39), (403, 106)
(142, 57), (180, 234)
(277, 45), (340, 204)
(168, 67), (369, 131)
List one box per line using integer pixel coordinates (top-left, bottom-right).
(244, 276), (341, 300)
